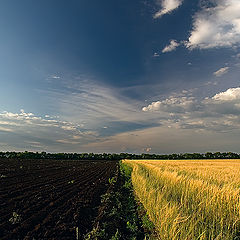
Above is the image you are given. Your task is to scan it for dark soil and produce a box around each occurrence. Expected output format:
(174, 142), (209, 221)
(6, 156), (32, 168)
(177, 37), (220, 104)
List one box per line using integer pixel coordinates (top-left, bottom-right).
(0, 159), (117, 240)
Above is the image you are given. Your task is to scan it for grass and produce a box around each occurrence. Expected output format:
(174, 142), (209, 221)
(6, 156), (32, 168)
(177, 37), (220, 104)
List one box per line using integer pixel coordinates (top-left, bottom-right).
(123, 159), (240, 240)
(84, 162), (147, 239)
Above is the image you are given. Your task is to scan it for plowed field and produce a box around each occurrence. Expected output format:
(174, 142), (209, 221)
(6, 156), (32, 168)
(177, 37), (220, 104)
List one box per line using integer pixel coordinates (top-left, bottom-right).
(0, 159), (117, 239)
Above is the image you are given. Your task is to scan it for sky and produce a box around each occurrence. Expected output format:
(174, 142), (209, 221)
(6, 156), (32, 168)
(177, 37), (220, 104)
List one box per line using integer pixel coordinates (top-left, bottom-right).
(0, 0), (240, 153)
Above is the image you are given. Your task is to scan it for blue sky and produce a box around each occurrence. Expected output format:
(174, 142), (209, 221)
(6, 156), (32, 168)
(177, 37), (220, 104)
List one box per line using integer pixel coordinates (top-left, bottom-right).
(1, 0), (240, 153)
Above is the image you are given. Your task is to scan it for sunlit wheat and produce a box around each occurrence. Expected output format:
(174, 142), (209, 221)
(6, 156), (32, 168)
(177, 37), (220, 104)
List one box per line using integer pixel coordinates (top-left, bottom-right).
(123, 159), (240, 240)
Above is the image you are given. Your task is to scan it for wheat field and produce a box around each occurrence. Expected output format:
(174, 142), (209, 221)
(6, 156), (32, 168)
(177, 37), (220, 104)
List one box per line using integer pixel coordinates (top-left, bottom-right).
(123, 159), (240, 240)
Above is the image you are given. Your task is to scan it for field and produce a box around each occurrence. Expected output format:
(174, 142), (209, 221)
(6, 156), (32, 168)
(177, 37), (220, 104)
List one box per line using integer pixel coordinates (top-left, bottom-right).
(0, 159), (117, 239)
(123, 159), (240, 240)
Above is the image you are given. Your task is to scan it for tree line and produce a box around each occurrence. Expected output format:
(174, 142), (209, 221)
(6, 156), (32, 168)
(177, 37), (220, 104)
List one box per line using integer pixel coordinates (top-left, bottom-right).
(0, 151), (240, 160)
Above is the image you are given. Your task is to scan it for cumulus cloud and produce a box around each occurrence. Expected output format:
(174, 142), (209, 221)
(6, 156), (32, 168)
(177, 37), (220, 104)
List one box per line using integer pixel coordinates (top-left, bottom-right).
(212, 87), (240, 101)
(154, 0), (183, 19)
(186, 0), (240, 49)
(162, 40), (180, 53)
(0, 110), (81, 132)
(142, 96), (196, 112)
(142, 86), (240, 132)
(0, 109), (98, 151)
(213, 67), (229, 77)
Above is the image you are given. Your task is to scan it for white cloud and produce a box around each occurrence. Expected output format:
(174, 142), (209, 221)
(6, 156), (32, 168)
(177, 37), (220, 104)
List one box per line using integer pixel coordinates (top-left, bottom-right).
(51, 75), (60, 79)
(142, 86), (240, 132)
(142, 96), (196, 112)
(153, 52), (160, 57)
(212, 87), (240, 101)
(154, 0), (183, 19)
(213, 67), (229, 77)
(186, 0), (240, 49)
(61, 125), (77, 131)
(0, 109), (98, 151)
(162, 40), (180, 53)
(142, 102), (160, 112)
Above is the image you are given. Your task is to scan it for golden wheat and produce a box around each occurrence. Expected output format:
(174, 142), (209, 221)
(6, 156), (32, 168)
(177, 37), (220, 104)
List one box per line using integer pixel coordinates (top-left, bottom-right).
(123, 159), (240, 240)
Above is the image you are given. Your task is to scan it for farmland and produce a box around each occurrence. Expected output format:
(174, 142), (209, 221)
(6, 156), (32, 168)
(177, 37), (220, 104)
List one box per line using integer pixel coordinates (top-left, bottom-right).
(0, 159), (117, 239)
(123, 159), (240, 240)
(2, 157), (240, 240)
